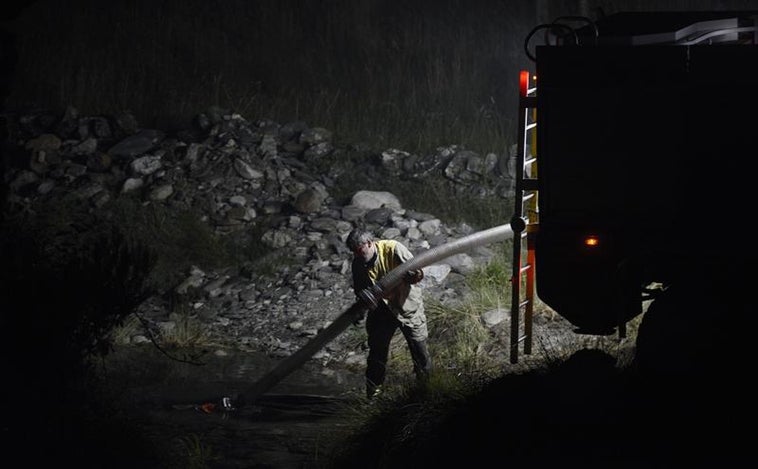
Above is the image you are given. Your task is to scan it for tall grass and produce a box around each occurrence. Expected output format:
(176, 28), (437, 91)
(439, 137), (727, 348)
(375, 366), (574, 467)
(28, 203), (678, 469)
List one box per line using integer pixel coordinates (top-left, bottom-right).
(106, 195), (234, 291)
(5, 0), (534, 154)
(6, 0), (752, 155)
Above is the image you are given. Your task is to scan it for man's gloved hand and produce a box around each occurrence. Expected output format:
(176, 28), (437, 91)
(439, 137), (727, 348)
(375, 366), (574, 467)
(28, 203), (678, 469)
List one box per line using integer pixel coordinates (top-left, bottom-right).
(404, 269), (424, 285)
(357, 284), (383, 309)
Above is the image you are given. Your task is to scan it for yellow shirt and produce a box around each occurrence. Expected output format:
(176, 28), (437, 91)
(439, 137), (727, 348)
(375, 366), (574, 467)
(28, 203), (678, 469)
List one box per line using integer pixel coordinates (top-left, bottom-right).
(351, 239), (423, 319)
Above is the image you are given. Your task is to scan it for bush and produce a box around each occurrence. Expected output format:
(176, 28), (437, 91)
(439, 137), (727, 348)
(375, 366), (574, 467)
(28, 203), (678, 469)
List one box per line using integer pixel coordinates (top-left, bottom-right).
(0, 202), (155, 440)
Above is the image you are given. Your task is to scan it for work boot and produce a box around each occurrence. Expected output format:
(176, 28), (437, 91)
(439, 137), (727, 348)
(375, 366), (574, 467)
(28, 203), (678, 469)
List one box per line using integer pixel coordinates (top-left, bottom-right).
(366, 384), (382, 400)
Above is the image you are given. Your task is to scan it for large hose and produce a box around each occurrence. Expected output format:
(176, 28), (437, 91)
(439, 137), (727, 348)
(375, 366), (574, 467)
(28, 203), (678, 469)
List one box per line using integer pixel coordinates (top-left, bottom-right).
(234, 223), (515, 407)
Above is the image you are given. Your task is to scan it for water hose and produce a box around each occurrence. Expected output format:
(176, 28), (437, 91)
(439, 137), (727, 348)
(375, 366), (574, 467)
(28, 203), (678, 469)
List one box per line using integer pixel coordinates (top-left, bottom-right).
(234, 223), (515, 407)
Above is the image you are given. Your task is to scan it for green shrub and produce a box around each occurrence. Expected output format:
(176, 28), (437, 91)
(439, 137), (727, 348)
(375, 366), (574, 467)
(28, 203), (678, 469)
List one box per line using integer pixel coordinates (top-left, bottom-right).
(0, 205), (154, 418)
(107, 195), (233, 291)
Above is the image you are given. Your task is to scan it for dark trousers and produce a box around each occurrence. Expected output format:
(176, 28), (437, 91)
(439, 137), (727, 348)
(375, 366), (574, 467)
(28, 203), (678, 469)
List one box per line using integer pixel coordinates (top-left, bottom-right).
(365, 305), (431, 396)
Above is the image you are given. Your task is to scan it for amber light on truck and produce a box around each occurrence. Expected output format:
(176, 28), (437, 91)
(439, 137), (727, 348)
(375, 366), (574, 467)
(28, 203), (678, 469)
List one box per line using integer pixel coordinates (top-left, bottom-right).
(583, 235), (600, 247)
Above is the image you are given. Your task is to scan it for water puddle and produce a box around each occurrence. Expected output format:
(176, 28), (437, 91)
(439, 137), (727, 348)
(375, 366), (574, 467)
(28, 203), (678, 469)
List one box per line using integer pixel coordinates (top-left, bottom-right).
(101, 345), (364, 404)
(96, 345), (366, 468)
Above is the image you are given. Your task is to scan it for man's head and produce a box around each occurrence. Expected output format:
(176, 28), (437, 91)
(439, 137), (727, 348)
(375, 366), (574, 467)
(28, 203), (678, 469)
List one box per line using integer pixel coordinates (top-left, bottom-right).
(346, 228), (375, 262)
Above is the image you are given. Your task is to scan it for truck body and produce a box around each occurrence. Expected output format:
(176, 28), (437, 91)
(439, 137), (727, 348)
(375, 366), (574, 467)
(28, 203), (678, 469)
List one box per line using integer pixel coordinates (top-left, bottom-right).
(523, 11), (758, 335)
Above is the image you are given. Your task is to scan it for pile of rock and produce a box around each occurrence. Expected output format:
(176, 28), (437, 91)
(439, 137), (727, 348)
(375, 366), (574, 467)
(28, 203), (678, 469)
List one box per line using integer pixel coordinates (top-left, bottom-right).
(2, 107), (519, 364)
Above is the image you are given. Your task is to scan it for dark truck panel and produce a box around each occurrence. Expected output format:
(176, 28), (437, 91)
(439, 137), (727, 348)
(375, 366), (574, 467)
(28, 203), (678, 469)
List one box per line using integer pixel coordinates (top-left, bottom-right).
(531, 13), (758, 333)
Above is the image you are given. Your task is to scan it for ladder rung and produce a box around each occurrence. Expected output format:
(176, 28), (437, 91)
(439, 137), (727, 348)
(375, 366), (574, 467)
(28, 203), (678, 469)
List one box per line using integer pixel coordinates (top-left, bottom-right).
(519, 299), (531, 309)
(525, 123), (537, 131)
(519, 264), (532, 274)
(524, 157), (536, 166)
(516, 333), (529, 343)
(522, 192), (535, 202)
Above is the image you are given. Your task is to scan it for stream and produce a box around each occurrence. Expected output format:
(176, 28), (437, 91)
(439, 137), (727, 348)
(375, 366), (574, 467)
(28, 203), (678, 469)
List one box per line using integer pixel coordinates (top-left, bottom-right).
(98, 345), (366, 468)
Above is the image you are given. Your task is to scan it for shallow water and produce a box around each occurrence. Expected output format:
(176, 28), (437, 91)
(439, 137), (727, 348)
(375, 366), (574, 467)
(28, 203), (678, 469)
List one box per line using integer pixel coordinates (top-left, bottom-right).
(102, 345), (364, 402)
(97, 345), (366, 468)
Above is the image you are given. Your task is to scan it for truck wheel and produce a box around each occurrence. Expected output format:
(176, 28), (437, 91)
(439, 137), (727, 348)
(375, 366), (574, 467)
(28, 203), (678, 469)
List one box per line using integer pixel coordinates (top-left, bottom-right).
(633, 280), (748, 380)
(632, 276), (751, 464)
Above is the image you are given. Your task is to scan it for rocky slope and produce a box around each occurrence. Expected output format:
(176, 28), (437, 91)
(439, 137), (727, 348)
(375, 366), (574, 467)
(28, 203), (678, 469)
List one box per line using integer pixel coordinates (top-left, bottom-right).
(2, 106), (628, 378)
(3, 106), (652, 469)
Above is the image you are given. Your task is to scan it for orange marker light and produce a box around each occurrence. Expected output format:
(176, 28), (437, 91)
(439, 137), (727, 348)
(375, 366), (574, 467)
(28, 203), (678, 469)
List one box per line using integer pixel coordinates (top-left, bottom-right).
(583, 235), (600, 247)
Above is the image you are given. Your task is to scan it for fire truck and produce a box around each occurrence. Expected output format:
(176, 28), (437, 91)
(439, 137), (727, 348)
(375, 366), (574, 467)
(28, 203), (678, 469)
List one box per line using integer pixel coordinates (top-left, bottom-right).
(509, 10), (758, 372)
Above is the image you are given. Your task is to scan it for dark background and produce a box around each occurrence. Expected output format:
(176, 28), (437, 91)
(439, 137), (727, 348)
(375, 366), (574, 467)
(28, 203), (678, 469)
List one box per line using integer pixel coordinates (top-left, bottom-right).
(3, 0), (756, 154)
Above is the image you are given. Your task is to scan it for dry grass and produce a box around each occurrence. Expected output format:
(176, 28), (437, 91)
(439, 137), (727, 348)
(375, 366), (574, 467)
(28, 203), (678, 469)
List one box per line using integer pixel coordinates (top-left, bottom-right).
(6, 0), (532, 154)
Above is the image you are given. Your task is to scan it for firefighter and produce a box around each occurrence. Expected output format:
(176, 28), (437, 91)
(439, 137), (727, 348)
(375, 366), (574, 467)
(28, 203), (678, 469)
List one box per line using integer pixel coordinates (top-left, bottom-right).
(345, 228), (432, 399)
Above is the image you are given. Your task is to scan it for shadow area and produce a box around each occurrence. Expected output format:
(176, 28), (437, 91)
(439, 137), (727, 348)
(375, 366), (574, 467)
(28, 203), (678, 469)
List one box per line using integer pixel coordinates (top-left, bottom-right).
(332, 348), (751, 469)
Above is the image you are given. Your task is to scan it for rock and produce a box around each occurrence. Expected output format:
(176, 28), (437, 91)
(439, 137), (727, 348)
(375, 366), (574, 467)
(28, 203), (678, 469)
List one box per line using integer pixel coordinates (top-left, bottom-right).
(108, 129), (165, 159)
(350, 190), (402, 210)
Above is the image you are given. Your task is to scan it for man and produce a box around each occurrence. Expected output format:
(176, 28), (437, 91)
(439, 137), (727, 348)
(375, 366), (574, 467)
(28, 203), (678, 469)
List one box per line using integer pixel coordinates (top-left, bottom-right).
(345, 228), (432, 399)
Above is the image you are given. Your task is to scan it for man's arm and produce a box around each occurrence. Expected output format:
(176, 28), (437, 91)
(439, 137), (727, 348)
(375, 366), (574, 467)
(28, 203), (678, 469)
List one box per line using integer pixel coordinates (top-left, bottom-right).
(393, 241), (414, 264)
(393, 242), (423, 284)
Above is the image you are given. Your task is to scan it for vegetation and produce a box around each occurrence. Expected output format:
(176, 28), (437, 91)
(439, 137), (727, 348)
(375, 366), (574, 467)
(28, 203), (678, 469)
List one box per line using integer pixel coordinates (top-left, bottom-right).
(5, 0), (534, 155)
(0, 201), (161, 467)
(106, 195), (231, 291)
(174, 433), (218, 469)
(0, 196), (155, 366)
(9, 0), (751, 158)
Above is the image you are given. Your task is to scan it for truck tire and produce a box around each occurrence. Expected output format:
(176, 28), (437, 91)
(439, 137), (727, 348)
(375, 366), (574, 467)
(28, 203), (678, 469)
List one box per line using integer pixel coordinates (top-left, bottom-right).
(633, 276), (749, 381)
(632, 273), (751, 464)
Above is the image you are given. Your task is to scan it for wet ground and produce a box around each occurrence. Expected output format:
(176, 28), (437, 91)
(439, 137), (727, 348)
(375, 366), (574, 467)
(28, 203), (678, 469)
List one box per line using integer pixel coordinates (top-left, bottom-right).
(99, 345), (367, 468)
(18, 323), (751, 469)
(134, 393), (358, 468)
